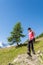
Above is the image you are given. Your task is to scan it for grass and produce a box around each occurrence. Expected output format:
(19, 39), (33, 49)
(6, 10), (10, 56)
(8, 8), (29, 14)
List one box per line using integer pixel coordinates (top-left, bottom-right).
(0, 46), (27, 65)
(0, 38), (43, 65)
(34, 40), (43, 51)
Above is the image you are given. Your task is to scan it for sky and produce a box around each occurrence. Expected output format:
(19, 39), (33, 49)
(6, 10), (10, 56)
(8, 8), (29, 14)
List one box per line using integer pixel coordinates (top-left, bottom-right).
(0, 0), (43, 43)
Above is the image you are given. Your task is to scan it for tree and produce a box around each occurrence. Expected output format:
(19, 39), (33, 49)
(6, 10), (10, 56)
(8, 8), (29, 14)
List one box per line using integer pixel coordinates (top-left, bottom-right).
(8, 22), (25, 46)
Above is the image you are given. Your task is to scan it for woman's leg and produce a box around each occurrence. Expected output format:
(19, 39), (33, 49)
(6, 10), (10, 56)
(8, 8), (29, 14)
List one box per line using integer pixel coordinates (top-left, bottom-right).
(31, 40), (35, 54)
(27, 41), (32, 57)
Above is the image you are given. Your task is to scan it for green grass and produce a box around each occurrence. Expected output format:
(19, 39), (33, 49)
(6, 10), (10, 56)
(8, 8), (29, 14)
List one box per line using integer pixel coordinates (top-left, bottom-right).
(34, 40), (43, 51)
(0, 38), (43, 65)
(0, 46), (27, 65)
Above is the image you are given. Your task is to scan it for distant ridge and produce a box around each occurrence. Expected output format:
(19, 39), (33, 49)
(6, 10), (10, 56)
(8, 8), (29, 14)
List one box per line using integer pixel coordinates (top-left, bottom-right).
(36, 33), (43, 39)
(0, 42), (10, 48)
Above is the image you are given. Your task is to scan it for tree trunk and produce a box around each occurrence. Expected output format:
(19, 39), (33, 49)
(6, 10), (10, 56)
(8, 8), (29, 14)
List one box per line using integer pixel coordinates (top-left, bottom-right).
(17, 42), (19, 46)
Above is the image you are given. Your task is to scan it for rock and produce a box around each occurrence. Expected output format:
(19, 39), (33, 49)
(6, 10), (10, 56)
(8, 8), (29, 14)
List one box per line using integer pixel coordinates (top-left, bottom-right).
(37, 50), (41, 54)
(40, 53), (43, 56)
(10, 50), (43, 65)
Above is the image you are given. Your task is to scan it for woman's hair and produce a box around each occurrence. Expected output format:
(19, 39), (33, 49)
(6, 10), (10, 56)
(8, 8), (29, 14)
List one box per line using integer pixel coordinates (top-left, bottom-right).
(28, 28), (31, 30)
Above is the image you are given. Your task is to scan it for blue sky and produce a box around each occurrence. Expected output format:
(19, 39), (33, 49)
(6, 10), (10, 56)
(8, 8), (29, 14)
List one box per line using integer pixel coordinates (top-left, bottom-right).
(0, 0), (43, 43)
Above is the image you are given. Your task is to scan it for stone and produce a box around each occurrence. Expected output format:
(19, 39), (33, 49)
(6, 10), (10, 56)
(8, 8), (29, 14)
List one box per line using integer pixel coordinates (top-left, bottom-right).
(9, 50), (43, 65)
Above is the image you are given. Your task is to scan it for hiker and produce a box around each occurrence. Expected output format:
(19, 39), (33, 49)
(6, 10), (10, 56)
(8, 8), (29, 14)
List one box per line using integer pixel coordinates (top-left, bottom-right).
(27, 28), (35, 57)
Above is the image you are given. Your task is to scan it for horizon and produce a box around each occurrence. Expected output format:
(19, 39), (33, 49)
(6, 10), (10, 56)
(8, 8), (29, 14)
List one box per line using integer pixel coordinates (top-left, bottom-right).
(0, 0), (43, 43)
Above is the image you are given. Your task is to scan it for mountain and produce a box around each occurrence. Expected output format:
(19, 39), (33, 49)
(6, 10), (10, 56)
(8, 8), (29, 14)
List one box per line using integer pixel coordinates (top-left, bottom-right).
(36, 33), (43, 39)
(0, 37), (43, 65)
(0, 42), (3, 48)
(0, 42), (10, 48)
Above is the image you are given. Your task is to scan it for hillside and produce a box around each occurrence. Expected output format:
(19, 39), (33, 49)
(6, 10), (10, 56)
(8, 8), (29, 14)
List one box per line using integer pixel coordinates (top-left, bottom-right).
(0, 37), (43, 65)
(36, 33), (43, 39)
(11, 51), (43, 65)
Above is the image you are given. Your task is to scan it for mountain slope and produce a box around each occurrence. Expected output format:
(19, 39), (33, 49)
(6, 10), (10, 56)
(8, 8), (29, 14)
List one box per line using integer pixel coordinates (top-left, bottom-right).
(12, 52), (43, 65)
(0, 37), (43, 65)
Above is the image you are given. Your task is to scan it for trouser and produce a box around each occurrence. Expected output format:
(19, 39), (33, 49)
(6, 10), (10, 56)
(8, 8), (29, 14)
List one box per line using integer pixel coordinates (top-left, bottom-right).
(28, 39), (35, 54)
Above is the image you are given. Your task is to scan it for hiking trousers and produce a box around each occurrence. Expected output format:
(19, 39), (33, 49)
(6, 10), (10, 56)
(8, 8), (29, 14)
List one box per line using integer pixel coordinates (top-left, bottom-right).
(28, 39), (35, 54)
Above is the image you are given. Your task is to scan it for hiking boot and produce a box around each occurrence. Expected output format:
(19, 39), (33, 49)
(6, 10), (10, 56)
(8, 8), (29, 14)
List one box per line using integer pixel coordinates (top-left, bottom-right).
(27, 52), (32, 57)
(33, 52), (36, 55)
(8, 63), (13, 65)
